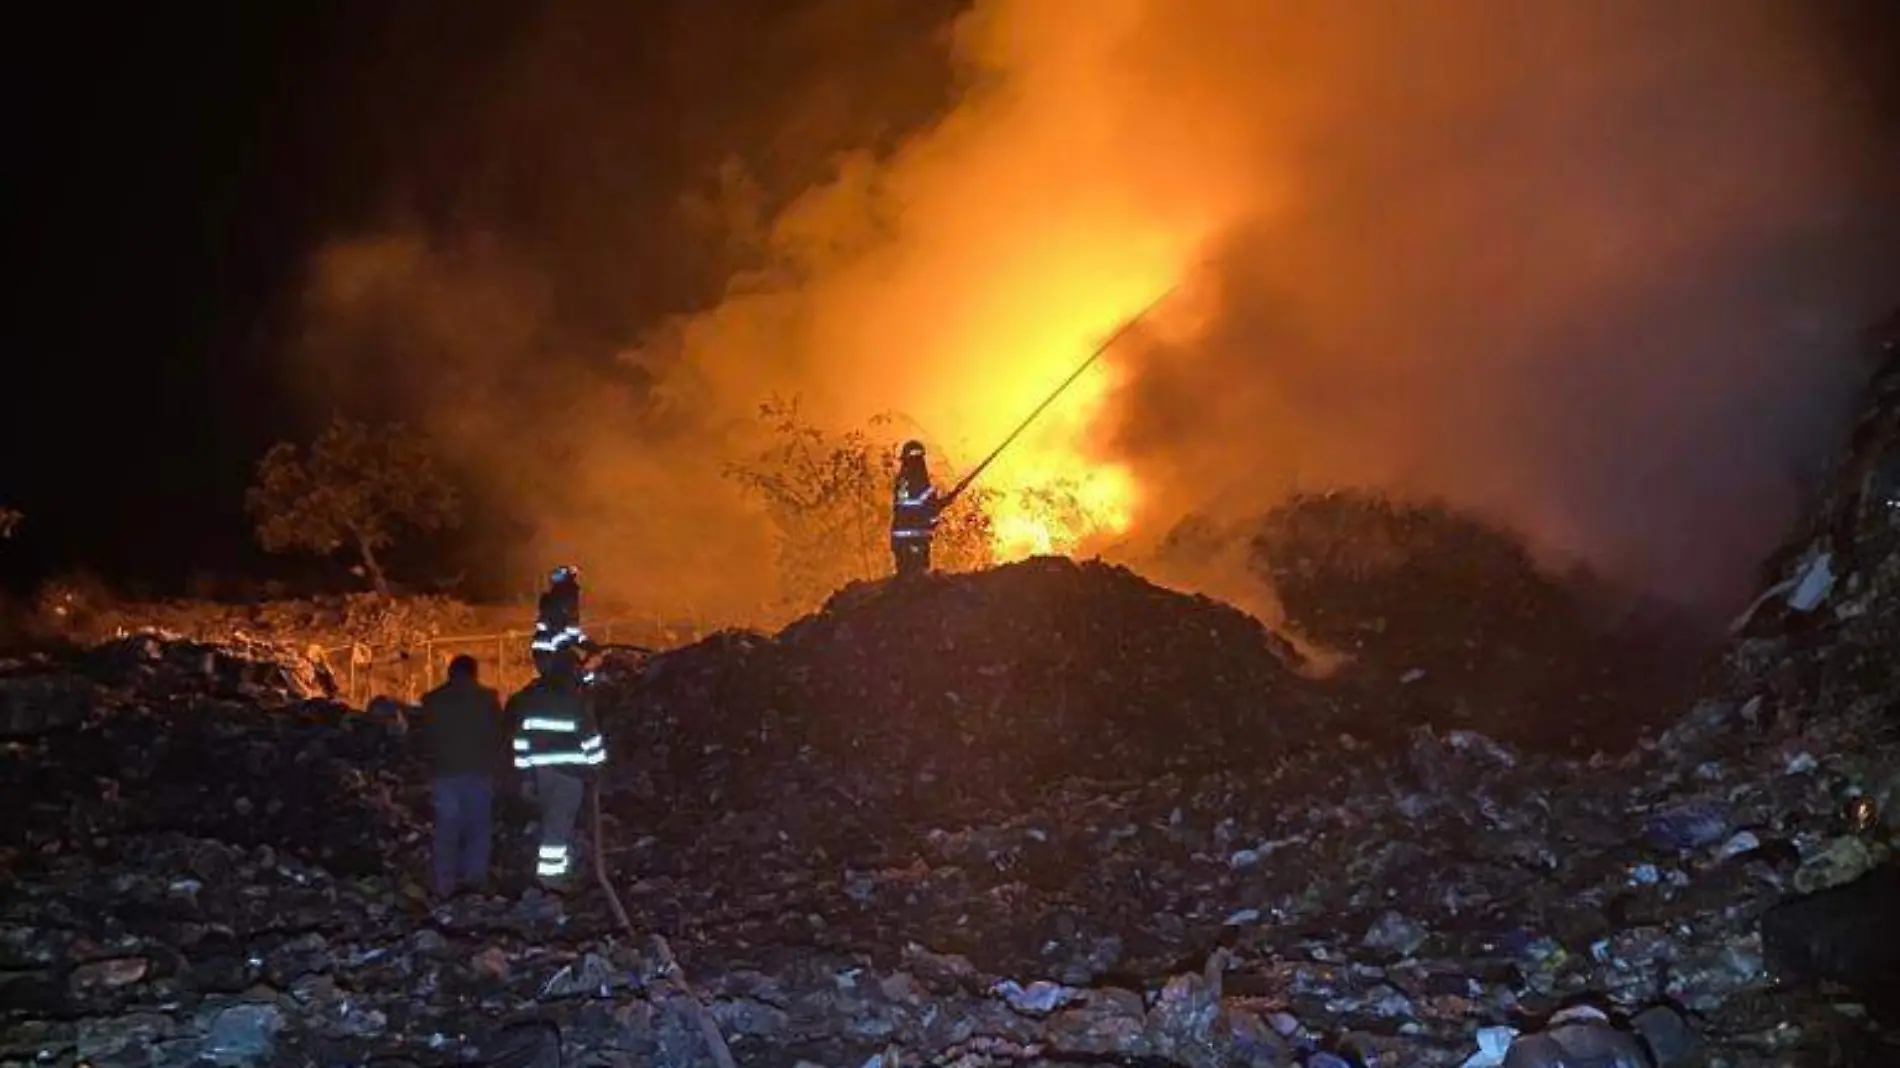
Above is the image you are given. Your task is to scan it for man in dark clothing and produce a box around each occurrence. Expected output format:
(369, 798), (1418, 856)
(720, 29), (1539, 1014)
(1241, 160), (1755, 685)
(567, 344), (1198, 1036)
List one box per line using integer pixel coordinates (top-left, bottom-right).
(530, 565), (595, 677)
(507, 654), (607, 889)
(891, 440), (958, 578)
(419, 655), (506, 897)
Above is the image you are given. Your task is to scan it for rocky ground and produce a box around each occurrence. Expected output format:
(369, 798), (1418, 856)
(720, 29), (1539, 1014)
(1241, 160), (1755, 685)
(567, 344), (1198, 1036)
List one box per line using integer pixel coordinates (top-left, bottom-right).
(6, 340), (1900, 1067)
(2, 544), (1897, 1068)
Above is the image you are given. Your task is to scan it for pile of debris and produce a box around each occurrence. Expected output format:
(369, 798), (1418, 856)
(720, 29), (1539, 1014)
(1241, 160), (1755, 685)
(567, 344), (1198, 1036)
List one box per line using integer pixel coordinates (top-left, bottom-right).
(1, 634), (334, 736)
(600, 558), (1328, 816)
(2, 549), (1896, 1066)
(6, 350), (1900, 1063)
(34, 590), (479, 652)
(1236, 489), (1716, 756)
(16, 590), (487, 703)
(0, 642), (421, 879)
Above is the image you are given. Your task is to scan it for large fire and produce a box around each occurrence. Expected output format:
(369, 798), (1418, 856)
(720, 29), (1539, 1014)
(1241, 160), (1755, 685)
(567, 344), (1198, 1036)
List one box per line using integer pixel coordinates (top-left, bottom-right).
(924, 253), (1186, 561)
(829, 1), (1232, 564)
(638, 0), (1244, 574)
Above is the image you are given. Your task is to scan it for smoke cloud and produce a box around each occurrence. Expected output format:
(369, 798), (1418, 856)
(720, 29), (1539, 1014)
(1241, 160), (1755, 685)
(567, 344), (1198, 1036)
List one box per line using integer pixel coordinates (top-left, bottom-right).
(289, 0), (1898, 620)
(1100, 0), (1899, 612)
(292, 230), (781, 617)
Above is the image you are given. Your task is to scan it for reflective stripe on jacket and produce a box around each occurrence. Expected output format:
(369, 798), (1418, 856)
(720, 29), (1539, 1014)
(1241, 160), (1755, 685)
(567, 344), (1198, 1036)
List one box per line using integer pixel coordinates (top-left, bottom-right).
(507, 678), (606, 770)
(530, 589), (589, 654)
(891, 474), (939, 538)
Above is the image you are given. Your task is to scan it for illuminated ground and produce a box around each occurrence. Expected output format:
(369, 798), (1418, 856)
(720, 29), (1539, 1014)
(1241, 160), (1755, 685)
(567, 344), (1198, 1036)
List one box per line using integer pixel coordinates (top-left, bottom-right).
(3, 552), (1897, 1066)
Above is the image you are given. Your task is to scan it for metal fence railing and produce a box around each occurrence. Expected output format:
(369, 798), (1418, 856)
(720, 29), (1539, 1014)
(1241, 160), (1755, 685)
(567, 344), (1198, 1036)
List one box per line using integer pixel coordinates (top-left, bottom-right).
(318, 617), (716, 706)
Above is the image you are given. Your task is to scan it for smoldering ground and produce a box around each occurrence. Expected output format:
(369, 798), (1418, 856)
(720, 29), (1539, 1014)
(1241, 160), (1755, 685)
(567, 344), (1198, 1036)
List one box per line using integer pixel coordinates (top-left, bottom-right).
(284, 0), (1899, 621)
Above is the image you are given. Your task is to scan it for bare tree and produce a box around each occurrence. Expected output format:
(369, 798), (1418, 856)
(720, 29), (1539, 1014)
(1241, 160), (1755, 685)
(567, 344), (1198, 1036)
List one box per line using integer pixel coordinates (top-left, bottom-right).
(726, 396), (995, 608)
(245, 417), (459, 596)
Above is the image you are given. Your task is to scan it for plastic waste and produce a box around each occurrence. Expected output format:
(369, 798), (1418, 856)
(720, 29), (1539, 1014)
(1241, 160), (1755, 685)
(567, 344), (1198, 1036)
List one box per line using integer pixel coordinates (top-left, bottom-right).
(1502, 1006), (1647, 1068)
(1489, 1004), (1699, 1068)
(202, 1003), (285, 1067)
(1715, 830), (1761, 860)
(1643, 799), (1733, 851)
(1629, 1005), (1702, 1067)
(1787, 550), (1835, 611)
(1459, 1025), (1517, 1067)
(991, 978), (1080, 1016)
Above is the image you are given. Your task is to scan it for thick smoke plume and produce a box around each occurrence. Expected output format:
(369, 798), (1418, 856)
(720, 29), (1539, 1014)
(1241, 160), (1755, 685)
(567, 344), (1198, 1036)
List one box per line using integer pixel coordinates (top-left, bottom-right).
(1100, 0), (1899, 613)
(292, 232), (781, 617)
(289, 0), (1897, 619)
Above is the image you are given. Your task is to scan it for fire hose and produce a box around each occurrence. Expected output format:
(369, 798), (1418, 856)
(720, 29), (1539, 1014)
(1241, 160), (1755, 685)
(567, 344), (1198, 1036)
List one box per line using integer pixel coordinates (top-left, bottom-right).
(578, 644), (738, 1068)
(590, 783), (737, 1068)
(939, 284), (1178, 507)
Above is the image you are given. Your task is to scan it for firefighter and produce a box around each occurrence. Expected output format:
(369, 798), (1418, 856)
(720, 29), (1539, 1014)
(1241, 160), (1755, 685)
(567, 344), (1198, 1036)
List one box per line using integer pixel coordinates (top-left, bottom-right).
(506, 651), (606, 889)
(531, 565), (594, 676)
(891, 440), (960, 578)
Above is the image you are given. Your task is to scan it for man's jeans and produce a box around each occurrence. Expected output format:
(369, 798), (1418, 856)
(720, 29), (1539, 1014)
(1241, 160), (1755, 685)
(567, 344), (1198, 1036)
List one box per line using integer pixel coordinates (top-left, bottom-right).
(432, 773), (494, 896)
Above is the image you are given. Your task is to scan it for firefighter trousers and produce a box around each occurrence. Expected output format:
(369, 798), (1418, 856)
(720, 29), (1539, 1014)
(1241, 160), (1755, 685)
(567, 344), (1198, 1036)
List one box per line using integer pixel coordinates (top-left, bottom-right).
(893, 538), (932, 577)
(532, 768), (585, 883)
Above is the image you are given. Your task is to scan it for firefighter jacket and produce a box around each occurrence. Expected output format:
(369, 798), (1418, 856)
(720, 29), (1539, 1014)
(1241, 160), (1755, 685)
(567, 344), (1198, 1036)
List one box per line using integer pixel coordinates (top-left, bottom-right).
(531, 586), (590, 659)
(891, 471), (940, 542)
(507, 676), (606, 771)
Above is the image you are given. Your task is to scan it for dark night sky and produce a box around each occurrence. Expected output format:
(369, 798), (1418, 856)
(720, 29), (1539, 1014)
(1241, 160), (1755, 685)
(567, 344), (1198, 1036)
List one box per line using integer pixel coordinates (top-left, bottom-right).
(0, 1), (959, 595)
(3, 4), (527, 593)
(2, 1), (1897, 598)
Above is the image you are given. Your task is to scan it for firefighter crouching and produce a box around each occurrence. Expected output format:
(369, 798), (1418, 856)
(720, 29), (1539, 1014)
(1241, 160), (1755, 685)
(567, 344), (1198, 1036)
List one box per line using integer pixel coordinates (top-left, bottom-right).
(507, 651), (606, 888)
(531, 565), (595, 676)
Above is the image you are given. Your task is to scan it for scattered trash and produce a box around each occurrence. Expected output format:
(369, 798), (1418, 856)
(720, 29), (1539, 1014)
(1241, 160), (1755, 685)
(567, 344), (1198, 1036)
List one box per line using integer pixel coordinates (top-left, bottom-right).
(12, 332), (1900, 1068)
(1644, 799), (1734, 851)
(1461, 1025), (1517, 1068)
(1500, 1009), (1641, 1066)
(1361, 910), (1430, 957)
(991, 978), (1080, 1016)
(1715, 830), (1761, 860)
(1786, 550), (1835, 611)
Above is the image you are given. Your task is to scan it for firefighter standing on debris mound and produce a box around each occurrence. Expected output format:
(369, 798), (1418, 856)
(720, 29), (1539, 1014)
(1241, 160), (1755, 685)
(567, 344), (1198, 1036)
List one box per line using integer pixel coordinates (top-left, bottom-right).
(892, 440), (957, 578)
(531, 565), (595, 676)
(507, 651), (606, 889)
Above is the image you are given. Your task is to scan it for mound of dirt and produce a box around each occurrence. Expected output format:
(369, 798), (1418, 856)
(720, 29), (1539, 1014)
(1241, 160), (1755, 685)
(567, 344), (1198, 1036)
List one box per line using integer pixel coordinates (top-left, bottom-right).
(597, 557), (1329, 814)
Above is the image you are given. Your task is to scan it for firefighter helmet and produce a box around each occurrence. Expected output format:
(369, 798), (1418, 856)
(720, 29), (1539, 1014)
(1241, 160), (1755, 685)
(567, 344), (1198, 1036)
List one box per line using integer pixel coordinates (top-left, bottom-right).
(550, 565), (580, 585)
(900, 440), (925, 459)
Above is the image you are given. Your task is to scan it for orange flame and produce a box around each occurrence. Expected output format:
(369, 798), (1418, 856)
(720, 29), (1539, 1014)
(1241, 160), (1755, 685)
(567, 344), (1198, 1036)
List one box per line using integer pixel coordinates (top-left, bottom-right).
(916, 247), (1187, 560)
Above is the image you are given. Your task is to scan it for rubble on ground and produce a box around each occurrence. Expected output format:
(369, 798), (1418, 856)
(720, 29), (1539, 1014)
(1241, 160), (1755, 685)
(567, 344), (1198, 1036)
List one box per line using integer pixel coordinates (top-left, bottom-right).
(31, 588), (481, 651)
(4, 544), (1898, 1067)
(12, 591), (486, 705)
(8, 334), (1900, 1064)
(1241, 489), (1716, 756)
(1, 633), (340, 736)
